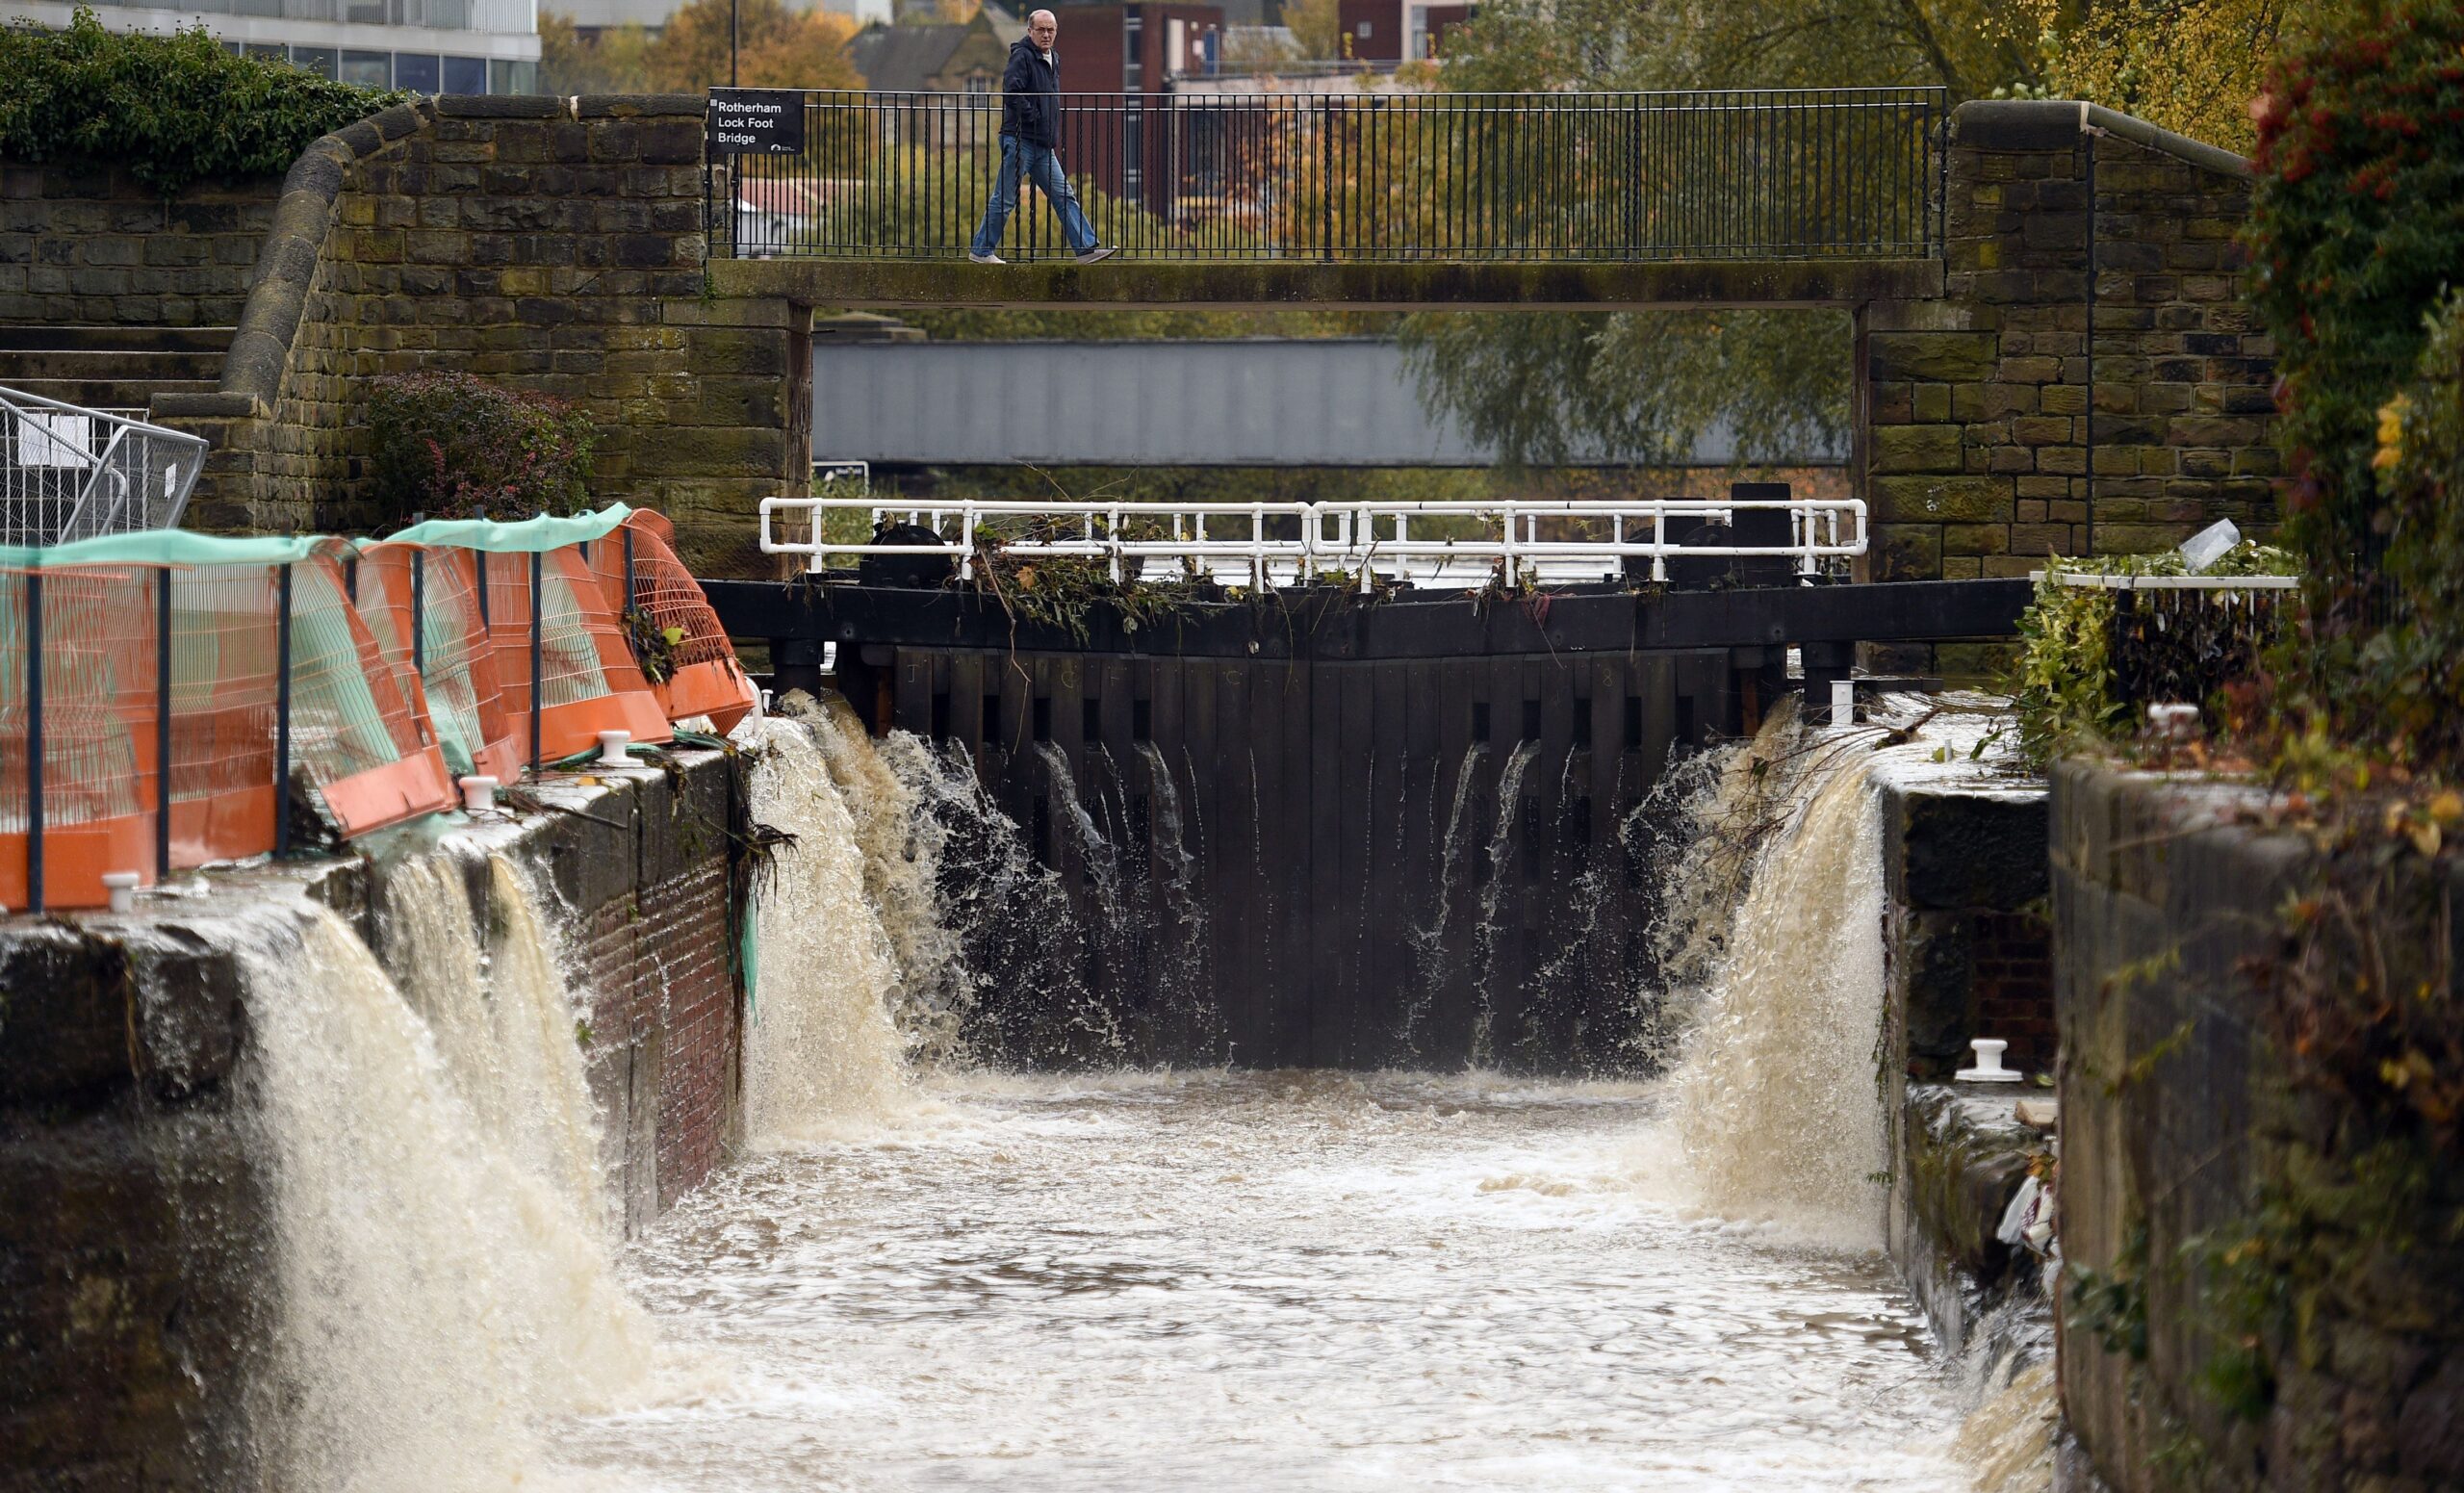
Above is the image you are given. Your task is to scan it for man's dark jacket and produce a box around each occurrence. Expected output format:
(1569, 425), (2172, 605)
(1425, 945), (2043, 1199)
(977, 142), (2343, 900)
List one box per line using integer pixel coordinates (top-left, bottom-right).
(999, 36), (1060, 146)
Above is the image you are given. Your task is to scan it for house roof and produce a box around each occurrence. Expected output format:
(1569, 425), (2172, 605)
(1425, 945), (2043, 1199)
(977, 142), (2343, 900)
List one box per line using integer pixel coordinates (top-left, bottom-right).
(848, 4), (1025, 92)
(737, 179), (829, 215)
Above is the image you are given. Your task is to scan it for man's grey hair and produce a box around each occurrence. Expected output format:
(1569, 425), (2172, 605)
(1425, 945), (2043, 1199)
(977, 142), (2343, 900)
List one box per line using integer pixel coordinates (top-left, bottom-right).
(1029, 8), (1056, 24)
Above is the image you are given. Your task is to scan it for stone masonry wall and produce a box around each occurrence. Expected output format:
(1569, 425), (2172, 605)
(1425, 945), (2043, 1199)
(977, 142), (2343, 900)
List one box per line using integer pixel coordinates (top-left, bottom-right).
(1864, 102), (2278, 598)
(0, 165), (277, 326)
(154, 95), (808, 573)
(2051, 762), (2464, 1493)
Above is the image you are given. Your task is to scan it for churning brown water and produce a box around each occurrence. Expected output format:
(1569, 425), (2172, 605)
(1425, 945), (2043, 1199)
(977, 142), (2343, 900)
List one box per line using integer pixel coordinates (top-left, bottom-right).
(526, 712), (1986, 1491)
(234, 705), (2033, 1491)
(539, 1069), (1969, 1491)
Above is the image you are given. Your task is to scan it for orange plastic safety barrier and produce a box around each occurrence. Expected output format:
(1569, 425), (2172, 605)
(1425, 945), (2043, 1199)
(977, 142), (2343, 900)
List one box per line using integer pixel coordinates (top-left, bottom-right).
(478, 546), (671, 766)
(593, 510), (758, 735)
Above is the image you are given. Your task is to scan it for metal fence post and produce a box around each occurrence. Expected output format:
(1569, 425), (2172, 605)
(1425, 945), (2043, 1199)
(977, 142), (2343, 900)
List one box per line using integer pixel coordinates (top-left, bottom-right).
(410, 549), (425, 673)
(156, 567), (172, 882)
(528, 550), (544, 775)
(24, 571), (43, 914)
(623, 525), (635, 612)
(274, 562), (293, 858)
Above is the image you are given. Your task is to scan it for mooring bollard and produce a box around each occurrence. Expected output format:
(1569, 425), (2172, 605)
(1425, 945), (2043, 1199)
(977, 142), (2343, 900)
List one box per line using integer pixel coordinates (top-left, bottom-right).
(459, 775), (500, 813)
(1830, 678), (1857, 727)
(102, 871), (140, 914)
(1956, 1038), (2022, 1083)
(597, 730), (632, 767)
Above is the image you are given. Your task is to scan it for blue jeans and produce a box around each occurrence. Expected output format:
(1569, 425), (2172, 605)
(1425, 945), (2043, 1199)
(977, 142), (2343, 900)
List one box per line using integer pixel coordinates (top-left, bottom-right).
(971, 135), (1097, 256)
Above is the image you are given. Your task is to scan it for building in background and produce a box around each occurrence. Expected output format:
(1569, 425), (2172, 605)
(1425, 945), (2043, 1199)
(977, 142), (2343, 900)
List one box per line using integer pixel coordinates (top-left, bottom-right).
(845, 1), (1022, 90)
(560, 0), (886, 37)
(1333, 0), (1467, 62)
(8, 0), (543, 91)
(1048, 0), (1222, 93)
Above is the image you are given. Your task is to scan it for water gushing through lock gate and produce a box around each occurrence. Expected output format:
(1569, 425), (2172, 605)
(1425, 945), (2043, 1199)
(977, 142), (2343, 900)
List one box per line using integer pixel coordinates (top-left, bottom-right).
(220, 693), (2045, 1491)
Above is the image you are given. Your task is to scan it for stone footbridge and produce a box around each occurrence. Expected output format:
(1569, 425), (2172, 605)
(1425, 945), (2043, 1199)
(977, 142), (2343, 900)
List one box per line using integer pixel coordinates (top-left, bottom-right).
(8, 90), (2273, 632)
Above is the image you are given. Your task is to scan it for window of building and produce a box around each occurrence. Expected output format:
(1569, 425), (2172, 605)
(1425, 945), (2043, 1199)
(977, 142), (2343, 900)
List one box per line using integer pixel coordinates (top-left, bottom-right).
(488, 58), (537, 94)
(289, 45), (337, 78)
(244, 40), (287, 59)
(394, 52), (442, 91)
(346, 0), (387, 22)
(340, 49), (392, 86)
(964, 70), (990, 92)
(443, 54), (488, 92)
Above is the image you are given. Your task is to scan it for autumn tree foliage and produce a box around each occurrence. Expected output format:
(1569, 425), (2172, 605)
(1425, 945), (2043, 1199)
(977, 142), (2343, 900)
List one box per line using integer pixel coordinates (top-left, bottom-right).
(2016, 0), (2297, 155)
(540, 0), (857, 95)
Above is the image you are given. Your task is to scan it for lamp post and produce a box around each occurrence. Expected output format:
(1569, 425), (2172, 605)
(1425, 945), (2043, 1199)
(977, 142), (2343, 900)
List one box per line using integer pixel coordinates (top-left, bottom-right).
(731, 0), (738, 87)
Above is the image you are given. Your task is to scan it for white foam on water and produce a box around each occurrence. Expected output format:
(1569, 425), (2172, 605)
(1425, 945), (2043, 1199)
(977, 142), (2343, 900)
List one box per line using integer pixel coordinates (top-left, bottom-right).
(736, 711), (918, 1142)
(1650, 735), (1892, 1250)
(240, 897), (651, 1492)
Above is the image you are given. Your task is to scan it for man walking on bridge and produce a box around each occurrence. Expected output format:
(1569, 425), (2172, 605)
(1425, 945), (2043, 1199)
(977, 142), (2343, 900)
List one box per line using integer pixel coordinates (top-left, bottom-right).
(969, 9), (1118, 267)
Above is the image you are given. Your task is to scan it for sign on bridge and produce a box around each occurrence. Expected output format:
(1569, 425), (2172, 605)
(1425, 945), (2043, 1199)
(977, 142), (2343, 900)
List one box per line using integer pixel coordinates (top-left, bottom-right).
(707, 90), (806, 155)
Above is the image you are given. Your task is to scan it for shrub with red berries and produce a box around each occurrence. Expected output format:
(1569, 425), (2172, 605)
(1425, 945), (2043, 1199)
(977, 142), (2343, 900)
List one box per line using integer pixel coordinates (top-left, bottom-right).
(2247, 2), (2464, 602)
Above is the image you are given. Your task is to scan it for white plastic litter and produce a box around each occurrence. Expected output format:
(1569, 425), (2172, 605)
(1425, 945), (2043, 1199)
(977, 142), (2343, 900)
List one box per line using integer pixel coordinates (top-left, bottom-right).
(2177, 518), (2241, 573)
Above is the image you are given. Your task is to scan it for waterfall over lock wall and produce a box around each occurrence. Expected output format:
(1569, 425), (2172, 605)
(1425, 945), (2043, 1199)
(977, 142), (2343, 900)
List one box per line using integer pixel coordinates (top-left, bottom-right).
(239, 860), (650, 1492)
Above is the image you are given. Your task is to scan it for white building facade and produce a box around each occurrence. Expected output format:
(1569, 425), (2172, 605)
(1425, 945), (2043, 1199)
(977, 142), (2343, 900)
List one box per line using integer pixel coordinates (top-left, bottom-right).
(11, 0), (542, 93)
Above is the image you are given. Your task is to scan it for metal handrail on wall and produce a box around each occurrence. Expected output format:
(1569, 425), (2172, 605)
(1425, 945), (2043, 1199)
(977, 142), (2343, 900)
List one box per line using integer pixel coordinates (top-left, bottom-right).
(711, 87), (1947, 263)
(757, 496), (1868, 589)
(2, 385), (205, 547)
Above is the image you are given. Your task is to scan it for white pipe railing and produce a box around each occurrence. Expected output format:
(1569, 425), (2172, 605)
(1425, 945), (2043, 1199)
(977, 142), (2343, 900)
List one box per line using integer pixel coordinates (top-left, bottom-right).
(2029, 571), (2299, 591)
(758, 497), (1868, 589)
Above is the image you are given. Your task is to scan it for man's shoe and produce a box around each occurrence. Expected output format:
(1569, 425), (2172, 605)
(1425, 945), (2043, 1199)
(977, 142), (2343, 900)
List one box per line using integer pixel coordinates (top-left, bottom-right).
(968, 251), (1005, 265)
(1075, 245), (1119, 266)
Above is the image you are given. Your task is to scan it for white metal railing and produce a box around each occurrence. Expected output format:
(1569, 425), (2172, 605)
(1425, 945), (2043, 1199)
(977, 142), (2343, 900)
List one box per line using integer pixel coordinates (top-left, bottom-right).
(2, 386), (206, 549)
(2031, 570), (2300, 591)
(758, 497), (1867, 590)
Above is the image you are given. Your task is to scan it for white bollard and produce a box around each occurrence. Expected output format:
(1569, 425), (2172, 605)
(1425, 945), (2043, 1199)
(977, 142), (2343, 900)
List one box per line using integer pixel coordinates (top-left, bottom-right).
(102, 871), (141, 914)
(1957, 1037), (2023, 1083)
(1830, 678), (1857, 727)
(2147, 702), (2201, 741)
(597, 729), (632, 767)
(459, 775), (500, 813)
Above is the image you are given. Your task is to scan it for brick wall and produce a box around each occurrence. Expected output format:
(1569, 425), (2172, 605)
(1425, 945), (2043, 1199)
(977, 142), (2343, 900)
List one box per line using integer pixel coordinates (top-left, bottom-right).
(152, 95), (808, 573)
(1863, 102), (2278, 593)
(0, 165), (276, 325)
(1881, 778), (2055, 1081)
(534, 747), (746, 1230)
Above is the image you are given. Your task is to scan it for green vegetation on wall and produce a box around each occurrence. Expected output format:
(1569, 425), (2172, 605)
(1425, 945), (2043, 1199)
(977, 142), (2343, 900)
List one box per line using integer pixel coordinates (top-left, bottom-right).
(0, 8), (403, 193)
(366, 373), (599, 528)
(2244, 2), (2464, 779)
(2006, 544), (2296, 765)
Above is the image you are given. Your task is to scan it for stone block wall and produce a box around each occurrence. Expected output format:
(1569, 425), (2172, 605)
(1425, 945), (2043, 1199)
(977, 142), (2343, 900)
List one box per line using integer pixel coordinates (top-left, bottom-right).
(152, 95), (809, 573)
(0, 165), (277, 325)
(1863, 101), (2279, 589)
(2051, 762), (2464, 1493)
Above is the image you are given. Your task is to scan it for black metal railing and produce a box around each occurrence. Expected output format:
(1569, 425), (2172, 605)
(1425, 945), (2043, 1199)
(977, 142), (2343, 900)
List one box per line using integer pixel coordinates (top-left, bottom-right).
(709, 87), (1947, 264)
